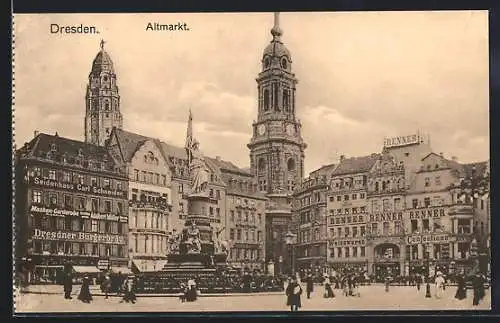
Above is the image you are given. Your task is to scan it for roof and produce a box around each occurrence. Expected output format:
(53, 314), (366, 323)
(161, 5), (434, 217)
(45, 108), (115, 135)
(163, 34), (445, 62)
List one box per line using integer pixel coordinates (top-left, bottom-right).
(331, 154), (380, 176)
(26, 132), (110, 161)
(205, 157), (251, 176)
(91, 49), (114, 74)
(422, 152), (489, 178)
(113, 128), (151, 162)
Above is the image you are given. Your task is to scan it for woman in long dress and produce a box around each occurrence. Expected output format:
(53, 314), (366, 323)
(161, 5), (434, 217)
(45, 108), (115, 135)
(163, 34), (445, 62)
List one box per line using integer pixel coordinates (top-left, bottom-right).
(434, 272), (445, 299)
(323, 275), (335, 298)
(78, 276), (93, 303)
(285, 277), (303, 311)
(454, 271), (467, 300)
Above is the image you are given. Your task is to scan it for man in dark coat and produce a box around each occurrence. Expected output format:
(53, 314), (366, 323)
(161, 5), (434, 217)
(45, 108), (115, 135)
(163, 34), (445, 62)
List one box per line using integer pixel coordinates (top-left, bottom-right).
(63, 271), (73, 299)
(285, 277), (302, 311)
(305, 274), (314, 299)
(472, 273), (485, 306)
(454, 271), (467, 300)
(78, 276), (93, 303)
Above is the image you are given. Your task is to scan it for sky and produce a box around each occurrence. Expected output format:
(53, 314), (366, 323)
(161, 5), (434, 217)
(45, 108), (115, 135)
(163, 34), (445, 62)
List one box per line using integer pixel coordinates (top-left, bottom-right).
(14, 11), (489, 175)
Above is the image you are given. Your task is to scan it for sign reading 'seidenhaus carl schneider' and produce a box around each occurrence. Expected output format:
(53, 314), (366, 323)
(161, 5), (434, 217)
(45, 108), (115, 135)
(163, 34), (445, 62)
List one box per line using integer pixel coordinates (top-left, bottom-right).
(32, 229), (126, 244)
(30, 177), (126, 198)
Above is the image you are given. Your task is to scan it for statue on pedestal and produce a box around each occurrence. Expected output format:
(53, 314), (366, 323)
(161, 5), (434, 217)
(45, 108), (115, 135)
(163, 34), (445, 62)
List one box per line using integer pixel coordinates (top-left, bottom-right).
(185, 109), (210, 196)
(185, 221), (202, 254)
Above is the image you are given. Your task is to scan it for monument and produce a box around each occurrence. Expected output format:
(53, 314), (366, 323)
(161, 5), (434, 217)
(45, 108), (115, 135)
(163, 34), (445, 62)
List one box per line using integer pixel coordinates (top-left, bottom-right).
(139, 110), (228, 292)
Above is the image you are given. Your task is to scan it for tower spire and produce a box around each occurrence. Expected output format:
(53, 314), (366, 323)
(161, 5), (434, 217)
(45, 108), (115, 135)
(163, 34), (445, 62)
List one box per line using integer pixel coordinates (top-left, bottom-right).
(271, 12), (282, 38)
(100, 39), (105, 50)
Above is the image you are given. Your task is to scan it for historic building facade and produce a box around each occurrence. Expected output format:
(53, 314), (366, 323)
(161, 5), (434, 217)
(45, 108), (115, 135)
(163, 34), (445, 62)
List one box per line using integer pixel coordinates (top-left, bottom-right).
(85, 41), (123, 147)
(366, 153), (407, 278)
(293, 164), (336, 274)
(15, 133), (129, 283)
(207, 157), (268, 271)
(326, 155), (378, 274)
(107, 128), (173, 272)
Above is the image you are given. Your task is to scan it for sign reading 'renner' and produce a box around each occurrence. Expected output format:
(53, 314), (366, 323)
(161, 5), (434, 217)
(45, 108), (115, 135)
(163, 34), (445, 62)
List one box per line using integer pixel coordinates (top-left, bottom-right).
(32, 229), (126, 244)
(384, 134), (419, 148)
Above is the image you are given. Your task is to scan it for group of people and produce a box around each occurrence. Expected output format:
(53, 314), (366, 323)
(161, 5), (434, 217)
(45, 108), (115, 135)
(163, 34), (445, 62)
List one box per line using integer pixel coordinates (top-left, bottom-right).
(62, 271), (138, 304)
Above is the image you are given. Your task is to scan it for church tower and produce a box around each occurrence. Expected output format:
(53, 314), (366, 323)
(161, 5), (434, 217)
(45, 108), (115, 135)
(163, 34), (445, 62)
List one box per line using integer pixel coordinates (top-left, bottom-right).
(248, 13), (306, 196)
(84, 40), (123, 146)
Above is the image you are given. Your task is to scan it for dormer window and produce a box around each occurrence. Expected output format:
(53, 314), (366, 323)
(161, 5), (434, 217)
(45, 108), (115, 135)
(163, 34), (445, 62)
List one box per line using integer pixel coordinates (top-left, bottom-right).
(264, 57), (271, 69)
(50, 144), (57, 152)
(78, 149), (83, 157)
(281, 58), (287, 69)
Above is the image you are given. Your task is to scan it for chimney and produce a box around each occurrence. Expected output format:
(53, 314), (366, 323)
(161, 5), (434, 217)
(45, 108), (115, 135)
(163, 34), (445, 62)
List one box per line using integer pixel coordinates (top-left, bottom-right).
(34, 130), (39, 138)
(439, 152), (443, 157)
(216, 156), (221, 161)
(340, 155), (345, 162)
(452, 156), (457, 162)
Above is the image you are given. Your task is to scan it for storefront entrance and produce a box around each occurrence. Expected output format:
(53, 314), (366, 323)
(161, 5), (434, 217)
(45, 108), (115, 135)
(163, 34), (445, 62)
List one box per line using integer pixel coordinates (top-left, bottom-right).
(373, 263), (400, 282)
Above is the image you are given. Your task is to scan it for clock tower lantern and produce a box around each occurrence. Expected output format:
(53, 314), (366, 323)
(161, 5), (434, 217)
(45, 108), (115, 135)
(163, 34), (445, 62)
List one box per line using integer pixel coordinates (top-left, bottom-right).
(248, 12), (306, 196)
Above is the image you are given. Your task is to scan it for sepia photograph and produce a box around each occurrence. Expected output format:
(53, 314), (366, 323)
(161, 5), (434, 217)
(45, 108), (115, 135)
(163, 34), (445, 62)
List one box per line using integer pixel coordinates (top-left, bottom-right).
(12, 11), (490, 313)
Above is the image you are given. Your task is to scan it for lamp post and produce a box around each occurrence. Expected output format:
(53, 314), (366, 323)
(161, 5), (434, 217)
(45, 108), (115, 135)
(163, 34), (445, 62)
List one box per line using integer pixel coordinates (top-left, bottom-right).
(285, 231), (297, 277)
(425, 244), (432, 298)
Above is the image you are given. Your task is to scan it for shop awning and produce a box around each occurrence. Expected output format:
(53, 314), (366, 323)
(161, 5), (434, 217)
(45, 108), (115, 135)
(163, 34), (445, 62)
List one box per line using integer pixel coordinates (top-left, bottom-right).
(110, 266), (132, 275)
(72, 265), (101, 273)
(34, 265), (64, 269)
(132, 260), (167, 272)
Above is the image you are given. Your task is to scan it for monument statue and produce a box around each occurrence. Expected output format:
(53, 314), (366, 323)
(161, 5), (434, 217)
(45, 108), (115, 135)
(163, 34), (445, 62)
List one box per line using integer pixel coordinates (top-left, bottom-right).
(184, 221), (202, 254)
(185, 109), (210, 195)
(213, 227), (229, 254)
(167, 229), (181, 255)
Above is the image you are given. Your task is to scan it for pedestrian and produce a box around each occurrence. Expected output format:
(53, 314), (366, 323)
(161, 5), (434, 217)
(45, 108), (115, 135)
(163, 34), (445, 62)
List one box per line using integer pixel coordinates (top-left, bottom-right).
(120, 275), (137, 304)
(416, 274), (421, 291)
(306, 273), (314, 299)
(454, 271), (467, 300)
(63, 271), (73, 299)
(78, 276), (92, 303)
(323, 275), (335, 298)
(102, 273), (112, 299)
(351, 277), (360, 297)
(471, 273), (485, 306)
(434, 272), (445, 299)
(384, 275), (391, 293)
(186, 278), (197, 302)
(285, 277), (302, 312)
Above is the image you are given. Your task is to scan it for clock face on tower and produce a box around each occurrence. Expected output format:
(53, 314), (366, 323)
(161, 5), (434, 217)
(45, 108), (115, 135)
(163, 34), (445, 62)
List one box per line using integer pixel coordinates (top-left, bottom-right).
(286, 124), (295, 136)
(258, 124), (266, 136)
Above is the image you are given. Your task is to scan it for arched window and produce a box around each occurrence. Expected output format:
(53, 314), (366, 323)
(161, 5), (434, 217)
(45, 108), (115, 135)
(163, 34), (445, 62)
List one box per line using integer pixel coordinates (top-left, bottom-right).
(287, 158), (296, 171)
(258, 158), (266, 172)
(375, 182), (379, 192)
(283, 89), (290, 112)
(382, 181), (387, 191)
(263, 89), (270, 111)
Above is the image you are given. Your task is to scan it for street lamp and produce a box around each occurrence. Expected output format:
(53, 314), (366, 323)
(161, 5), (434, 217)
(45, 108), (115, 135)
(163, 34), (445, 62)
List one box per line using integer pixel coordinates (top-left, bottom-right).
(425, 244), (432, 298)
(285, 231), (297, 277)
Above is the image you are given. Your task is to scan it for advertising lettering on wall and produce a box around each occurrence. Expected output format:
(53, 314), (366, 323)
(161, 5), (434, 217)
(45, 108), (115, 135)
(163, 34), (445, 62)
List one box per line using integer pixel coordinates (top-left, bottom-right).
(30, 205), (128, 222)
(407, 207), (446, 220)
(329, 239), (366, 247)
(407, 234), (453, 245)
(30, 177), (126, 198)
(383, 134), (420, 148)
(369, 212), (403, 222)
(32, 229), (126, 244)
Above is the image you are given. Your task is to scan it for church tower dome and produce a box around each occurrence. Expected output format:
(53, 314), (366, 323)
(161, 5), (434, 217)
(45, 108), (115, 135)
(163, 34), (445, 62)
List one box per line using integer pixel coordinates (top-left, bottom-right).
(84, 40), (123, 146)
(262, 12), (292, 72)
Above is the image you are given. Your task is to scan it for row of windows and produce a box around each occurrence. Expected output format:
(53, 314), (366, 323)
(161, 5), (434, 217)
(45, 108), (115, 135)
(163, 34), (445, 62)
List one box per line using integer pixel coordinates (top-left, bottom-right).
(130, 190), (169, 205)
(130, 234), (168, 254)
(132, 169), (168, 186)
(330, 176), (368, 190)
(261, 85), (292, 113)
(31, 215), (127, 234)
(329, 207), (367, 217)
(29, 167), (125, 191)
(329, 226), (366, 238)
(370, 179), (404, 192)
(329, 193), (366, 203)
(228, 248), (262, 261)
(229, 211), (263, 225)
(368, 222), (403, 236)
(371, 198), (403, 213)
(330, 246), (366, 258)
(32, 241), (125, 257)
(409, 218), (471, 234)
(32, 190), (125, 215)
(229, 228), (263, 242)
(129, 209), (168, 230)
(424, 176), (441, 187)
(299, 228), (321, 243)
